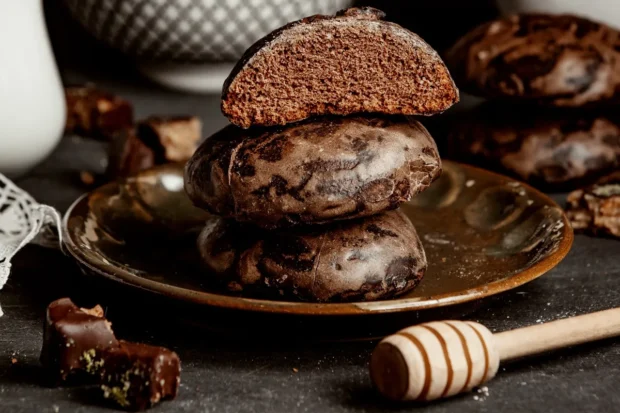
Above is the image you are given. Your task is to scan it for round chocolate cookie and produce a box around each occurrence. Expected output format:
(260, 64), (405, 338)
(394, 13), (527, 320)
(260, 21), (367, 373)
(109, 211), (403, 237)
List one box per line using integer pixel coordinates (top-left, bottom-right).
(446, 14), (620, 107)
(447, 103), (620, 188)
(185, 116), (441, 229)
(222, 7), (458, 128)
(197, 210), (427, 302)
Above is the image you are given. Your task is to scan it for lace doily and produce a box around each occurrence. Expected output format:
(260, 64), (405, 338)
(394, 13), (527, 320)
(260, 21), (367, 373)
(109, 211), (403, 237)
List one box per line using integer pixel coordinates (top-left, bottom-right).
(0, 174), (63, 317)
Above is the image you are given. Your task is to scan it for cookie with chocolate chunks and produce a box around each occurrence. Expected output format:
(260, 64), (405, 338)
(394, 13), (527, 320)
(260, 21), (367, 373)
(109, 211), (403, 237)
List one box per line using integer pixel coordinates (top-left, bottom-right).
(100, 341), (181, 411)
(40, 298), (119, 383)
(185, 115), (441, 228)
(566, 171), (620, 238)
(446, 14), (620, 107)
(222, 7), (458, 128)
(447, 103), (620, 188)
(197, 210), (427, 302)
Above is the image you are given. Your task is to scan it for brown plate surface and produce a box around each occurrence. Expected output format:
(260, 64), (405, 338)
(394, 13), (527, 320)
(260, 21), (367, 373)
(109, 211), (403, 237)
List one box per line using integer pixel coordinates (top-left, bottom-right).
(62, 161), (573, 316)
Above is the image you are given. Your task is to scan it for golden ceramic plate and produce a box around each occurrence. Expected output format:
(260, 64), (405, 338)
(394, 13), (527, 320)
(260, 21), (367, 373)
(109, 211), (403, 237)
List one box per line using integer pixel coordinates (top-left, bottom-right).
(63, 161), (573, 316)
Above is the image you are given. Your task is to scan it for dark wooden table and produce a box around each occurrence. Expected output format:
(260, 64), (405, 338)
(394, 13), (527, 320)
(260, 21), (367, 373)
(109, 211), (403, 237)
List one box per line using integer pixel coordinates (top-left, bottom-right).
(1, 68), (619, 413)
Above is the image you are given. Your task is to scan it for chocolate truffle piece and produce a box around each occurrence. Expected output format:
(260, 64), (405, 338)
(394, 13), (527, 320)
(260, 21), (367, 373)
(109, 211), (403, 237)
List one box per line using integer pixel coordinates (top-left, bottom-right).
(197, 210), (427, 302)
(40, 298), (119, 383)
(137, 116), (202, 163)
(106, 128), (156, 180)
(106, 116), (201, 179)
(445, 14), (620, 107)
(222, 7), (458, 128)
(566, 171), (620, 238)
(101, 341), (181, 411)
(65, 85), (133, 138)
(447, 103), (620, 189)
(185, 115), (441, 228)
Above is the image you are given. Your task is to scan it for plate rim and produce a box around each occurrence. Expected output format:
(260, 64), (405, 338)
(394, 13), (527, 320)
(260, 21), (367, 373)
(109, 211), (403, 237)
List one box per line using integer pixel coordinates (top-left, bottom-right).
(62, 162), (574, 316)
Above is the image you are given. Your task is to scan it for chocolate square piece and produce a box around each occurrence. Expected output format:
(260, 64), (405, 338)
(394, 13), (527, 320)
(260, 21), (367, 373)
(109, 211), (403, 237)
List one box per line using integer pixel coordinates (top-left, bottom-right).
(137, 116), (201, 163)
(40, 298), (119, 383)
(106, 128), (156, 179)
(566, 171), (620, 238)
(65, 85), (133, 138)
(101, 341), (181, 411)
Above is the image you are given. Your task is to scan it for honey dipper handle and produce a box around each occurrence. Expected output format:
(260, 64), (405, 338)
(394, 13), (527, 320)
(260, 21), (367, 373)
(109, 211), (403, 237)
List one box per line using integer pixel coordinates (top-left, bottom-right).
(494, 307), (620, 361)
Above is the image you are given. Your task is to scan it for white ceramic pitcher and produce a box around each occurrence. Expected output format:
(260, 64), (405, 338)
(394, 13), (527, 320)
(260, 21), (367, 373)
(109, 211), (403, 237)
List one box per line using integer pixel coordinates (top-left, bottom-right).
(0, 1), (65, 178)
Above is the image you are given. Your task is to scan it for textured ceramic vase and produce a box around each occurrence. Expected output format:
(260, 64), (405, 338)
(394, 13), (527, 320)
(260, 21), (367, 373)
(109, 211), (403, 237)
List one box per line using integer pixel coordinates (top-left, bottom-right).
(64, 0), (353, 93)
(0, 1), (65, 178)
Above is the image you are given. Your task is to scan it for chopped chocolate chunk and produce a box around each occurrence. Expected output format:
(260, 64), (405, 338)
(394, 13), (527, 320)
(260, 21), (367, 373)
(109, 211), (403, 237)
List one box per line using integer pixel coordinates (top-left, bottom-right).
(65, 85), (133, 139)
(106, 128), (156, 179)
(106, 117), (201, 179)
(137, 116), (202, 163)
(566, 171), (620, 238)
(101, 341), (181, 411)
(40, 298), (119, 383)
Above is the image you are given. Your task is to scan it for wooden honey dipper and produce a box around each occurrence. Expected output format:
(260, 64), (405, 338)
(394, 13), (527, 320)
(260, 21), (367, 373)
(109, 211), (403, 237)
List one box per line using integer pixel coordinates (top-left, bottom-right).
(370, 308), (620, 402)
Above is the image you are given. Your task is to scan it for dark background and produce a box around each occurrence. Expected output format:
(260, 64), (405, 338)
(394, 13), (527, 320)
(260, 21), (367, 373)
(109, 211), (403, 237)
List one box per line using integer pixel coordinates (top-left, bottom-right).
(44, 0), (500, 81)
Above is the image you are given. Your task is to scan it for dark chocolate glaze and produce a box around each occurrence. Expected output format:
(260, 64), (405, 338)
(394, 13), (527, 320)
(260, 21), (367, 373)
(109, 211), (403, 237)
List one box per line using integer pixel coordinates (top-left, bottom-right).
(447, 103), (620, 189)
(197, 210), (427, 302)
(446, 14), (620, 107)
(40, 298), (119, 383)
(185, 115), (441, 229)
(100, 340), (181, 410)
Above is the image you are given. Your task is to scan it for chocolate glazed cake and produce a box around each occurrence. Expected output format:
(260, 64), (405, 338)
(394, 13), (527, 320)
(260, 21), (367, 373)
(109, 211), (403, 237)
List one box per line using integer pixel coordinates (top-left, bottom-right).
(197, 211), (427, 302)
(222, 7), (459, 128)
(446, 14), (620, 107)
(185, 116), (441, 229)
(186, 7), (458, 302)
(447, 103), (620, 189)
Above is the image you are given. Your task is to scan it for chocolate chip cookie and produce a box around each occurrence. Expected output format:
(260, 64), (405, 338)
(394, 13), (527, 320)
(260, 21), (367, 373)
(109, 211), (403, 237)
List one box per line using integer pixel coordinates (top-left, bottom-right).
(446, 14), (620, 107)
(197, 210), (426, 302)
(185, 115), (441, 228)
(222, 7), (458, 128)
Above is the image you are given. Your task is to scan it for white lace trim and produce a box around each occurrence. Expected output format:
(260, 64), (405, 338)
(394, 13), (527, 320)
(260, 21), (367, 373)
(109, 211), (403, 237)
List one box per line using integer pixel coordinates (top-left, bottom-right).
(0, 174), (62, 316)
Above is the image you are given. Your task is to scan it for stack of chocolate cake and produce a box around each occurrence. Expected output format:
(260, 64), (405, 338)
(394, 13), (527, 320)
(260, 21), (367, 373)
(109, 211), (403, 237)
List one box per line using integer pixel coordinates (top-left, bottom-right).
(185, 7), (459, 302)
